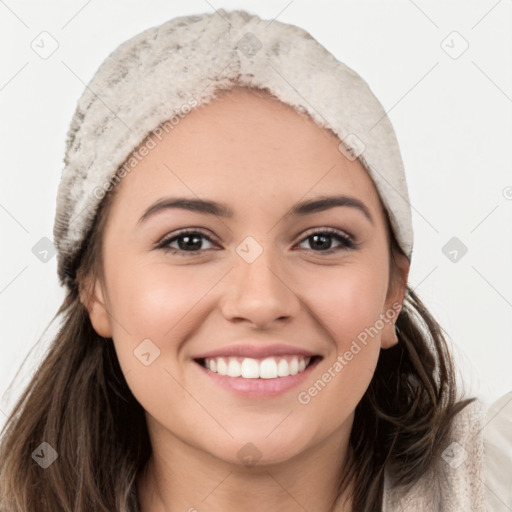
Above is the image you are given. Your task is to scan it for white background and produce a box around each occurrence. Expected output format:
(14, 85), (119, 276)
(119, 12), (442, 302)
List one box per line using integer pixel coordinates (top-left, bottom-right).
(1, 0), (511, 433)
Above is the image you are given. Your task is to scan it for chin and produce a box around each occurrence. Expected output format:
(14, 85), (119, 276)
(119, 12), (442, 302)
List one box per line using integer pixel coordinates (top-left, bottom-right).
(206, 431), (313, 469)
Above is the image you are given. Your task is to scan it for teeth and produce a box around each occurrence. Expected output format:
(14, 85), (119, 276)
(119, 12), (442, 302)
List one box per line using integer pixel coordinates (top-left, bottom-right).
(241, 358), (259, 378)
(227, 358), (241, 377)
(289, 357), (299, 375)
(203, 355), (312, 379)
(277, 358), (290, 377)
(216, 357), (228, 376)
(259, 358), (277, 379)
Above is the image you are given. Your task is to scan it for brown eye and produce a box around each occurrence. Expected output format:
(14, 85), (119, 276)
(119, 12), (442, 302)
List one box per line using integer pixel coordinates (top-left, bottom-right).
(297, 228), (356, 253)
(157, 229), (217, 255)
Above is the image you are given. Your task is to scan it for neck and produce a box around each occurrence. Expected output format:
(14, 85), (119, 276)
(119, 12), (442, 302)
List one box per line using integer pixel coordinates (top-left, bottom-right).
(137, 417), (354, 512)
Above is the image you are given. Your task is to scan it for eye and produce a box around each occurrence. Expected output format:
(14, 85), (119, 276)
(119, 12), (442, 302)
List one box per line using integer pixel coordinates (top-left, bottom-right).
(156, 229), (217, 255)
(295, 228), (356, 253)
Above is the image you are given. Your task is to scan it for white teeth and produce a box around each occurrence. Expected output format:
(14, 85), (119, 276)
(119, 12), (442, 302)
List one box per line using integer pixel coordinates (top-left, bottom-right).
(217, 357), (228, 376)
(227, 357), (242, 377)
(259, 358), (278, 379)
(203, 355), (312, 379)
(289, 357), (299, 375)
(241, 358), (260, 378)
(277, 358), (290, 377)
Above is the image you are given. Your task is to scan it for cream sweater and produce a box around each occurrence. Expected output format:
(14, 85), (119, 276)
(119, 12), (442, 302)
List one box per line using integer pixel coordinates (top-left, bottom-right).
(382, 392), (512, 511)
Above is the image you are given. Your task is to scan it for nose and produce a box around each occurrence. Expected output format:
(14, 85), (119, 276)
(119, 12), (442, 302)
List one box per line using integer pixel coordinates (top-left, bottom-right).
(220, 249), (301, 329)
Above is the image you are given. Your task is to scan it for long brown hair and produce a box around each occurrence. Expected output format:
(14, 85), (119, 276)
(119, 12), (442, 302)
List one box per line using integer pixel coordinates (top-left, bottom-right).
(0, 106), (475, 512)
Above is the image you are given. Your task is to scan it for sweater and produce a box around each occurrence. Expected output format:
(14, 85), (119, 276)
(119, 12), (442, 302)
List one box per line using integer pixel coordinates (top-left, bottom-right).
(382, 391), (512, 511)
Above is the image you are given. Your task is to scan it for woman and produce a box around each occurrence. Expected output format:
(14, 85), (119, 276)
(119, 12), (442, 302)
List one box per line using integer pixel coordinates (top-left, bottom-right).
(0, 9), (509, 512)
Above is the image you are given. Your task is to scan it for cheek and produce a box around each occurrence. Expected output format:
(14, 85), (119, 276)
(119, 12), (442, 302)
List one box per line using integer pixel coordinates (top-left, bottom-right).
(103, 262), (206, 405)
(295, 267), (387, 432)
(106, 260), (204, 343)
(302, 262), (389, 348)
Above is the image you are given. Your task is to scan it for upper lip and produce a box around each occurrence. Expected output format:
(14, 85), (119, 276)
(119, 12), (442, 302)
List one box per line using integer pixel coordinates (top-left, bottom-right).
(193, 343), (319, 360)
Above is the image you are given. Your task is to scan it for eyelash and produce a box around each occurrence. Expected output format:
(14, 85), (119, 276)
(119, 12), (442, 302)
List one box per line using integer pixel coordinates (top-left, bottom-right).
(155, 227), (357, 256)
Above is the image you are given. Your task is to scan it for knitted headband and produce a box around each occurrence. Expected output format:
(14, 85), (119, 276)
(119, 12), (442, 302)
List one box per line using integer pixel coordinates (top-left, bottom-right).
(53, 8), (413, 291)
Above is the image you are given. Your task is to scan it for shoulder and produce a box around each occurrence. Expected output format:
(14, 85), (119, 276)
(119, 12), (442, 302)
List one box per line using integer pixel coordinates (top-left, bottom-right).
(382, 398), (487, 512)
(483, 390), (512, 512)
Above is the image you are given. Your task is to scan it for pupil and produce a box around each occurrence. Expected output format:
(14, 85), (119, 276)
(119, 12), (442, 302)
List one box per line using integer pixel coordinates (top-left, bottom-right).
(179, 234), (202, 251)
(311, 234), (331, 250)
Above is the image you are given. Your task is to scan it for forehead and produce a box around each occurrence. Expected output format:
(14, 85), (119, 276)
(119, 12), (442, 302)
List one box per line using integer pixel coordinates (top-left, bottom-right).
(109, 86), (385, 222)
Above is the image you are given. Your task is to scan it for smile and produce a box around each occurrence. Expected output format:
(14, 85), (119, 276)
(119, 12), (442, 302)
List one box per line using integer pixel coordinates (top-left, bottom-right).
(197, 355), (318, 379)
(194, 355), (323, 398)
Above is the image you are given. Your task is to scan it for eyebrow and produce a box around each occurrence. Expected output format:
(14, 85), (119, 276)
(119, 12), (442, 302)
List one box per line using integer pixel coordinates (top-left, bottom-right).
(137, 194), (374, 225)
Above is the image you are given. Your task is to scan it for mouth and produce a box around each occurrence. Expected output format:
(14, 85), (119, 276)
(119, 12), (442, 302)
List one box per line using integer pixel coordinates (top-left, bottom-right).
(193, 355), (323, 398)
(194, 355), (322, 379)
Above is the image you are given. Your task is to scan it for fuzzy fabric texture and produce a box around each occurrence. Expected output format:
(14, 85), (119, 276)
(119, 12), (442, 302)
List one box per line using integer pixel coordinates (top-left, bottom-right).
(382, 392), (512, 511)
(383, 397), (487, 511)
(53, 8), (413, 289)
(482, 391), (512, 511)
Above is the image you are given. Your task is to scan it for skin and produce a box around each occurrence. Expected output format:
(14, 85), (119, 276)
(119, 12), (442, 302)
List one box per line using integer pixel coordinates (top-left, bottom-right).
(81, 87), (410, 512)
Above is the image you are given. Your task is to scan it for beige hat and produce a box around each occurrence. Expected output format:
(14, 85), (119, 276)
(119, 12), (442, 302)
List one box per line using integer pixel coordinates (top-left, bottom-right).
(53, 8), (413, 290)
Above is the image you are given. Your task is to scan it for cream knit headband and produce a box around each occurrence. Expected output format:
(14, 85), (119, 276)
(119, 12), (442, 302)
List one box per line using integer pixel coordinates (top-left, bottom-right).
(53, 8), (414, 290)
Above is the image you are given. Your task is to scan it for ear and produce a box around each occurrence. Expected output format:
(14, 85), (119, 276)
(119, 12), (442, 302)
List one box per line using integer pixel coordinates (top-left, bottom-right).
(79, 272), (113, 339)
(380, 250), (410, 349)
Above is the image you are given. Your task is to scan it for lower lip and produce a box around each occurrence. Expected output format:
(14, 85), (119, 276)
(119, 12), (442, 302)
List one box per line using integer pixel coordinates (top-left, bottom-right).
(195, 358), (321, 399)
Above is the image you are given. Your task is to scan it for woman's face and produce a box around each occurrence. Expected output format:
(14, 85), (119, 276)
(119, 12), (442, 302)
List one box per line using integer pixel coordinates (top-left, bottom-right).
(84, 87), (409, 467)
